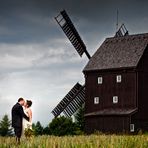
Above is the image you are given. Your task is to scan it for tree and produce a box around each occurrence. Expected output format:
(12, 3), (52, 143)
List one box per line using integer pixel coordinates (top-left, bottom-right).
(74, 105), (85, 132)
(49, 116), (78, 136)
(32, 121), (43, 136)
(42, 126), (51, 135)
(0, 115), (13, 136)
(32, 123), (51, 135)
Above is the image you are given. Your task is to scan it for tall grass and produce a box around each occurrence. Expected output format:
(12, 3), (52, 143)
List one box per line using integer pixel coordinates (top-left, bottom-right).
(0, 134), (148, 148)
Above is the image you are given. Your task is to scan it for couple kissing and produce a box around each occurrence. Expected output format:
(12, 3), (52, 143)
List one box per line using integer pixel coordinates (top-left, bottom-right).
(11, 98), (32, 144)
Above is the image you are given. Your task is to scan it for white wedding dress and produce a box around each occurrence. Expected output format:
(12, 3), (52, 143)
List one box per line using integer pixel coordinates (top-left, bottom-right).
(22, 107), (32, 135)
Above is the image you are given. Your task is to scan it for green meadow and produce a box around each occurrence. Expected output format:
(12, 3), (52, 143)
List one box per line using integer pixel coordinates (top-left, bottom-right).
(0, 134), (148, 148)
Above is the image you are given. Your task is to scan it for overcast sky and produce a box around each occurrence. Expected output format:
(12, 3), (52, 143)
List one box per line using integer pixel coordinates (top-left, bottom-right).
(0, 0), (148, 126)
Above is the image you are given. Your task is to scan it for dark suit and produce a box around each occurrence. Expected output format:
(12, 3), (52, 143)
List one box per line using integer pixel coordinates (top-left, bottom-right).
(11, 103), (29, 138)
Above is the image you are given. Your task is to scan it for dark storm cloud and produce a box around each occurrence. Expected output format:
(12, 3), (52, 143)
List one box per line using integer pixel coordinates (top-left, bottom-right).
(1, 0), (148, 44)
(0, 0), (56, 43)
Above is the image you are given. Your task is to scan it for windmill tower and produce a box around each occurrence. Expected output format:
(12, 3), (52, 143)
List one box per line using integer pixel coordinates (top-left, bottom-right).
(51, 10), (91, 118)
(52, 10), (139, 133)
(51, 10), (129, 119)
(51, 10), (147, 135)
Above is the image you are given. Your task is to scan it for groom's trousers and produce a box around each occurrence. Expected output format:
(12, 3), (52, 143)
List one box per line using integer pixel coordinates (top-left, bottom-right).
(14, 127), (22, 138)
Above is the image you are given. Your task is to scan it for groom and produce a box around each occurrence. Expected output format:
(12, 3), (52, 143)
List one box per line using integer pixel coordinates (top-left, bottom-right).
(11, 98), (29, 144)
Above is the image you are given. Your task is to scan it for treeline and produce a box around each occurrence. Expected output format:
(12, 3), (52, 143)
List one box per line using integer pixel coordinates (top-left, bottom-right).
(0, 106), (84, 137)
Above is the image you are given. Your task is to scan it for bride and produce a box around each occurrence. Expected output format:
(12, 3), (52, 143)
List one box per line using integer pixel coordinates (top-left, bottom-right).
(22, 100), (32, 135)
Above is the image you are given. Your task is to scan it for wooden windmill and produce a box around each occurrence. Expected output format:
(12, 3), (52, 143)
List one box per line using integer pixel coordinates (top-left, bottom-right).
(50, 10), (148, 134)
(51, 10), (129, 120)
(51, 10), (91, 118)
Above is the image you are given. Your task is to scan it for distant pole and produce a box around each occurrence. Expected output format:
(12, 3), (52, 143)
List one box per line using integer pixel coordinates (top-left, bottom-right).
(116, 9), (119, 31)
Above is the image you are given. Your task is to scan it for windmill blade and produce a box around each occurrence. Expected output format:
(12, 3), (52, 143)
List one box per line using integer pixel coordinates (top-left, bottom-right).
(62, 88), (85, 117)
(115, 24), (129, 37)
(55, 10), (91, 59)
(51, 82), (85, 117)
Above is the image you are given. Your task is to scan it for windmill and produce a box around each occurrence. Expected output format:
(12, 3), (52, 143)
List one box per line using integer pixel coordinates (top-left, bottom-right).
(51, 10), (91, 118)
(51, 10), (128, 118)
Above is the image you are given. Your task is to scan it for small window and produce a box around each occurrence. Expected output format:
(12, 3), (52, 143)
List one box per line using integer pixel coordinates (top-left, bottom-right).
(98, 77), (103, 84)
(94, 97), (99, 104)
(113, 96), (118, 104)
(130, 124), (135, 132)
(116, 75), (122, 83)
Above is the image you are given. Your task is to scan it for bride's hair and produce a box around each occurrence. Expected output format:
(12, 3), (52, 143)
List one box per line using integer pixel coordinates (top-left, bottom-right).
(26, 100), (32, 107)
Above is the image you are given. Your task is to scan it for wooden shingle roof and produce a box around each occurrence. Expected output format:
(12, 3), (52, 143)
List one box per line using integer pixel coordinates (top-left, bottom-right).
(85, 108), (137, 116)
(84, 33), (148, 71)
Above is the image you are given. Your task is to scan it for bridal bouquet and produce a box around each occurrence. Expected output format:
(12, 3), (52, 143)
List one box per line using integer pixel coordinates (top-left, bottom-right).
(24, 128), (34, 138)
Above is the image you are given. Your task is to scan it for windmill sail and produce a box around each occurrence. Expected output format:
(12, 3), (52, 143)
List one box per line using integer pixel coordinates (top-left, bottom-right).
(51, 83), (85, 117)
(55, 10), (91, 59)
(115, 24), (129, 37)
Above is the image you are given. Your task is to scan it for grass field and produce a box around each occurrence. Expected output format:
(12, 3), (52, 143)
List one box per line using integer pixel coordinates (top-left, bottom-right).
(0, 134), (148, 148)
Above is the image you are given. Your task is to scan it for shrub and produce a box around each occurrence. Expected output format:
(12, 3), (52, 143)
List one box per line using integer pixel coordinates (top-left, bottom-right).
(49, 116), (78, 136)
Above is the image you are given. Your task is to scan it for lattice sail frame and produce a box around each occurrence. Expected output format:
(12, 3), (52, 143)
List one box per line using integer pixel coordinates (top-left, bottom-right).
(51, 83), (85, 117)
(115, 24), (129, 37)
(55, 10), (91, 59)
